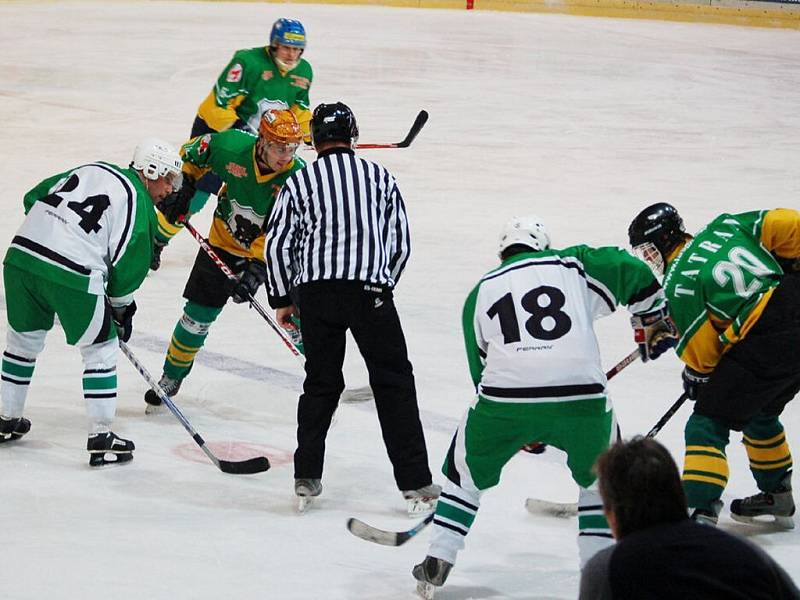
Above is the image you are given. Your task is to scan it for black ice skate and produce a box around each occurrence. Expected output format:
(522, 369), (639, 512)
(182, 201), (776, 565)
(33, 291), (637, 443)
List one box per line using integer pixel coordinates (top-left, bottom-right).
(0, 416), (31, 443)
(87, 431), (135, 467)
(295, 478), (322, 513)
(730, 471), (795, 529)
(144, 375), (181, 414)
(412, 556), (453, 600)
(403, 483), (442, 517)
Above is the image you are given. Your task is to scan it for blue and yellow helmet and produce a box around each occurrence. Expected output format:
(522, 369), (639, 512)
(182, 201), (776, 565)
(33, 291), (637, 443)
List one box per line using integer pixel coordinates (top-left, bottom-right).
(270, 18), (306, 49)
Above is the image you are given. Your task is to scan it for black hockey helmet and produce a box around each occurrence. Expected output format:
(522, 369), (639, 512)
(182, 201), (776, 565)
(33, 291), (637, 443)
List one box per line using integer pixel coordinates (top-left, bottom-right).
(628, 203), (686, 274)
(311, 102), (359, 148)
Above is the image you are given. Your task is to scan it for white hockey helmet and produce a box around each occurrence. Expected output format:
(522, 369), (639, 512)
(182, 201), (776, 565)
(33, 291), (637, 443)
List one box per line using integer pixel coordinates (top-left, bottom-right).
(131, 138), (182, 182)
(498, 215), (551, 258)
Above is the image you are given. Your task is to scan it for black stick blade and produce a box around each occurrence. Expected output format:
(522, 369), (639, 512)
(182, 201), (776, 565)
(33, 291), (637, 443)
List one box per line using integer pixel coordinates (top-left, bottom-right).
(398, 110), (429, 148)
(219, 456), (271, 475)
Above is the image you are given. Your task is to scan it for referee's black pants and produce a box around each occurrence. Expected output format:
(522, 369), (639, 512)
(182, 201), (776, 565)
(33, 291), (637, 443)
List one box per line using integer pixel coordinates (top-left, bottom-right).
(294, 280), (433, 491)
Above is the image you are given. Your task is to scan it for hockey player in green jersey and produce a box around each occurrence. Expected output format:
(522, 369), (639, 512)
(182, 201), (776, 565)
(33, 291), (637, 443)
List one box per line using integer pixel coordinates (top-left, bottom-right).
(629, 203), (800, 528)
(412, 215), (678, 599)
(151, 18), (313, 270)
(144, 109), (306, 413)
(0, 139), (183, 465)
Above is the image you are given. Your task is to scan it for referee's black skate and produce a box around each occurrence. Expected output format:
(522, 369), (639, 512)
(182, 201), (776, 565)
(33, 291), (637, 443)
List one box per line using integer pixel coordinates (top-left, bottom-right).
(412, 556), (452, 600)
(144, 374), (181, 414)
(730, 471), (795, 529)
(0, 416), (31, 443)
(87, 431), (135, 467)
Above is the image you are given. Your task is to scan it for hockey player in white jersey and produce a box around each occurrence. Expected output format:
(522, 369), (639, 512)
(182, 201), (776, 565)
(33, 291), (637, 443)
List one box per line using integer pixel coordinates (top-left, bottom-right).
(412, 215), (678, 599)
(0, 139), (183, 466)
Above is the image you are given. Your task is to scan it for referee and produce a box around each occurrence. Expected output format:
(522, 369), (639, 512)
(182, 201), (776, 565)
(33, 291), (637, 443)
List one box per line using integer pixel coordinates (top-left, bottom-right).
(264, 102), (438, 512)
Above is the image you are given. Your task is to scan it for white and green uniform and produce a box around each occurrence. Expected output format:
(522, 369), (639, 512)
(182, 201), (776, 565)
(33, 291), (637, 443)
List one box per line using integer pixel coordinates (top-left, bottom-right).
(427, 246), (666, 568)
(2, 162), (156, 432)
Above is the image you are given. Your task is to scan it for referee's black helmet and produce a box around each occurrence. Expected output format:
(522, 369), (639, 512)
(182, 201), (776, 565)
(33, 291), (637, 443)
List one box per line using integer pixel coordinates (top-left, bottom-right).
(311, 102), (359, 148)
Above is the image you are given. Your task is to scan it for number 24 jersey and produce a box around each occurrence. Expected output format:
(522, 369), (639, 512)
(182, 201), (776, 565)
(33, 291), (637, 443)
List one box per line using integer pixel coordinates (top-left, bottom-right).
(463, 246), (665, 404)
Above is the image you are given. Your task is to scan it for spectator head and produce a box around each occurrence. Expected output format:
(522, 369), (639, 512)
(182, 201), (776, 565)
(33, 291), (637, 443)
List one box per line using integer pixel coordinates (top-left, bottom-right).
(594, 436), (688, 539)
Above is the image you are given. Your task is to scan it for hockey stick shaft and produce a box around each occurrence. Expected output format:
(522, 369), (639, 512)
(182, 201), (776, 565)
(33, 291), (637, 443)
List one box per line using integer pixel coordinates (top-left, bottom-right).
(119, 340), (270, 475)
(179, 218), (304, 365)
(646, 392), (689, 438)
(606, 349), (640, 380)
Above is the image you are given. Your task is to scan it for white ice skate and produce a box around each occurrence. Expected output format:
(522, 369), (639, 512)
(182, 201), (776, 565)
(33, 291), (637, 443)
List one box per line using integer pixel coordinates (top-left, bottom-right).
(295, 478), (322, 514)
(403, 484), (441, 517)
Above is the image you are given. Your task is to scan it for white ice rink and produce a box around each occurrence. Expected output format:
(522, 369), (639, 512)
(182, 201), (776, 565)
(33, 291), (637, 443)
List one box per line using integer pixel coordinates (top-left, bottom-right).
(1, 2), (799, 598)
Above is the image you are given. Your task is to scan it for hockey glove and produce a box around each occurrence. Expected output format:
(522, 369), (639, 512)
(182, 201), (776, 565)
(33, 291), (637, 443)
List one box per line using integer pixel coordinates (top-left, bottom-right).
(682, 366), (710, 401)
(631, 307), (679, 362)
(231, 260), (268, 304)
(110, 301), (137, 343)
(157, 177), (195, 225)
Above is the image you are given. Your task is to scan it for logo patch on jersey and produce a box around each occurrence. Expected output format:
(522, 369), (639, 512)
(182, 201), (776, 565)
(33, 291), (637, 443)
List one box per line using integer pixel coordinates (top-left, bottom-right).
(197, 135), (211, 155)
(225, 162), (248, 178)
(226, 63), (243, 83)
(261, 70), (274, 81)
(289, 75), (310, 90)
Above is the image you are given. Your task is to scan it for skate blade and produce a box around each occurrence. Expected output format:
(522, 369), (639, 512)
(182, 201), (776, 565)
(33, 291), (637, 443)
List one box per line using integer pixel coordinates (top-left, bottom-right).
(144, 403), (165, 416)
(415, 581), (435, 600)
(407, 498), (436, 517)
(88, 453), (134, 468)
(297, 496), (315, 514)
(731, 512), (795, 529)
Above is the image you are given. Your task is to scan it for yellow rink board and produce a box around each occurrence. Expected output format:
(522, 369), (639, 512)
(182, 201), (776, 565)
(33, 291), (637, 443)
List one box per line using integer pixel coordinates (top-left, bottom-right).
(256, 0), (800, 29)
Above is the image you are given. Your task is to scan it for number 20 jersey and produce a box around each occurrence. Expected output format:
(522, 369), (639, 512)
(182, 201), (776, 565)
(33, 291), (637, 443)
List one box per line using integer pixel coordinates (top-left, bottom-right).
(4, 162), (155, 302)
(463, 246), (665, 404)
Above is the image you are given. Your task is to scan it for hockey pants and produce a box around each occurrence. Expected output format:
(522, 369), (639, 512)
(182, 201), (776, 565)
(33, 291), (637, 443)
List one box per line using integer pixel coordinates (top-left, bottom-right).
(428, 396), (615, 568)
(2, 267), (120, 433)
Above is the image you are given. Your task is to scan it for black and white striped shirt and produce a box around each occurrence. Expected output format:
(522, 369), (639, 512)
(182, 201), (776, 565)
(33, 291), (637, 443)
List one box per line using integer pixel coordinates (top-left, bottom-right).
(264, 147), (411, 307)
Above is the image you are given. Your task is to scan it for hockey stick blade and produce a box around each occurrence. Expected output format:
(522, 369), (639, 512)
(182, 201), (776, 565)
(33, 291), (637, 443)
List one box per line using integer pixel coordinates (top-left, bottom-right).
(525, 498), (578, 518)
(356, 110), (429, 149)
(347, 513), (434, 546)
(219, 455), (271, 475)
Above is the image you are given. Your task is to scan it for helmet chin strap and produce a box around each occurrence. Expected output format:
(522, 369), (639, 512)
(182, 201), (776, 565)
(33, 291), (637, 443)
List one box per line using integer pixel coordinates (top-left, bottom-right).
(271, 51), (298, 74)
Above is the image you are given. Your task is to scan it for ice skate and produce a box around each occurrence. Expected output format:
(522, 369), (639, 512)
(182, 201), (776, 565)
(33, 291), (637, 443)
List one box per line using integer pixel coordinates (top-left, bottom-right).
(403, 483), (441, 517)
(690, 499), (723, 526)
(412, 556), (452, 600)
(0, 416), (31, 443)
(295, 478), (322, 513)
(731, 472), (795, 529)
(87, 431), (135, 467)
(144, 374), (181, 415)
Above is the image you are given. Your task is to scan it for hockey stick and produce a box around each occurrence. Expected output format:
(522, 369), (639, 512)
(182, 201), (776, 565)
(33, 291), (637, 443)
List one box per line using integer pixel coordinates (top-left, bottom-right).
(119, 340), (270, 475)
(179, 217), (304, 365)
(347, 513), (434, 547)
(355, 110), (429, 149)
(646, 392), (689, 438)
(526, 390), (690, 519)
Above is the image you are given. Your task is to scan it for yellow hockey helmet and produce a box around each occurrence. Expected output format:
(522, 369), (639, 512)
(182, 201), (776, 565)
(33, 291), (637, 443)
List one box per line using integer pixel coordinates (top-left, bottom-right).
(259, 109), (304, 146)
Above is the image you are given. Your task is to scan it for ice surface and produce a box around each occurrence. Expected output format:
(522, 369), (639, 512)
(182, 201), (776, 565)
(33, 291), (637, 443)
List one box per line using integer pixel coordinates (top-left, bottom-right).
(1, 2), (799, 598)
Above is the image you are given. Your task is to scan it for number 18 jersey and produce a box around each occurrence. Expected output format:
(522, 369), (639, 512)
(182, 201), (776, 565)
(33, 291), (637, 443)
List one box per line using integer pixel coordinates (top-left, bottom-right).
(463, 246), (665, 404)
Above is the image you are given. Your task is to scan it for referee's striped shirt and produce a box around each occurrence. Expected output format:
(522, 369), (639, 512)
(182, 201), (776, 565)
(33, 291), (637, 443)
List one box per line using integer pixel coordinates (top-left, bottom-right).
(264, 147), (411, 307)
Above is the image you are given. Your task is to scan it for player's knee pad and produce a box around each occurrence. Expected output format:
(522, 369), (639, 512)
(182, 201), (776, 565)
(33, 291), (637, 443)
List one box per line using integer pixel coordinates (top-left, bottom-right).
(79, 338), (118, 371)
(5, 329), (47, 358)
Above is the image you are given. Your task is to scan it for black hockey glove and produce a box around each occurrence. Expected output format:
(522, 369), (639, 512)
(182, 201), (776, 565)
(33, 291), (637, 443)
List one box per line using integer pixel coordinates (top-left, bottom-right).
(231, 260), (268, 304)
(682, 366), (710, 401)
(631, 307), (679, 362)
(158, 177), (195, 225)
(110, 301), (137, 343)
